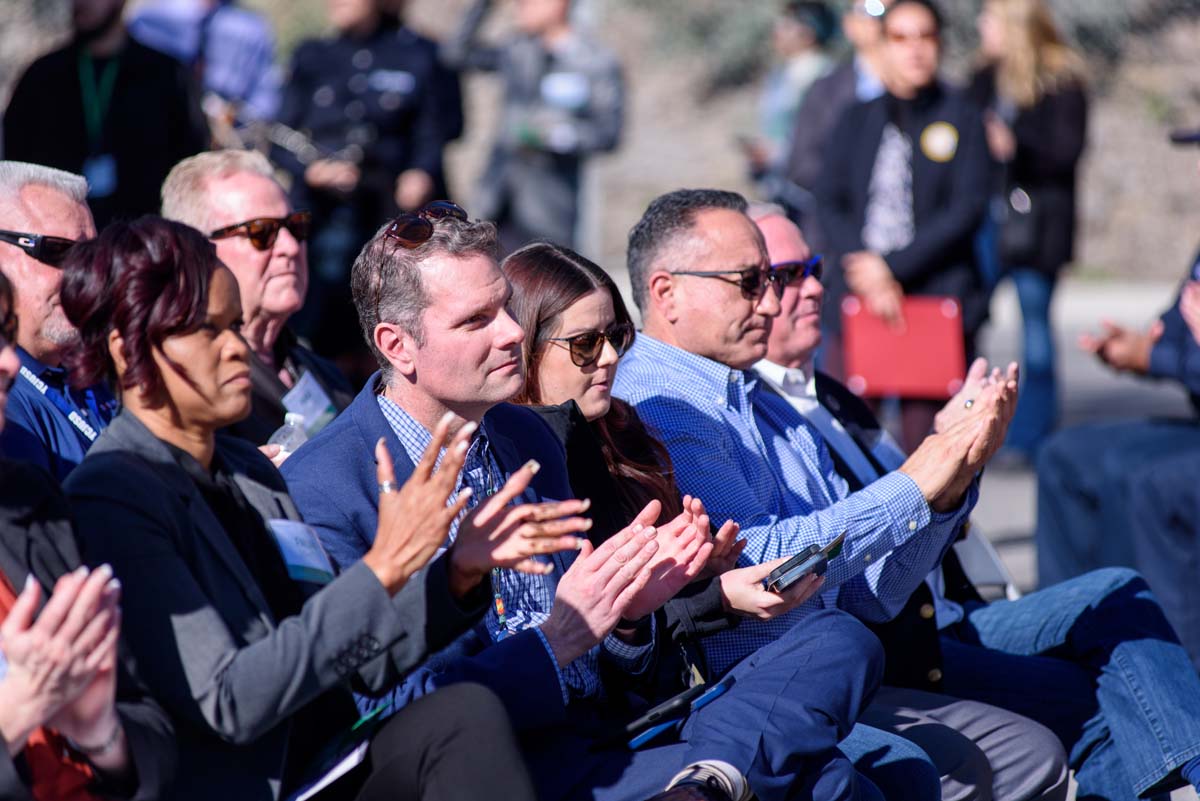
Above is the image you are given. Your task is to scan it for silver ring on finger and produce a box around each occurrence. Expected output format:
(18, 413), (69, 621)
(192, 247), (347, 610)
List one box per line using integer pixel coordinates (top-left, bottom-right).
(379, 480), (399, 495)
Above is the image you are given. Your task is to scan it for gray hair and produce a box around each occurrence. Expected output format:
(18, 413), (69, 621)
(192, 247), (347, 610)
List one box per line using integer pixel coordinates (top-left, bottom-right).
(745, 201), (789, 221)
(161, 149), (281, 233)
(0, 162), (88, 221)
(626, 188), (748, 313)
(351, 216), (499, 380)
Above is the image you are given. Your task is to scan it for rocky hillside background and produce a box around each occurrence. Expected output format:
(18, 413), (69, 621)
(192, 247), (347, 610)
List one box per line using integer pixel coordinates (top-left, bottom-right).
(2, 0), (1199, 286)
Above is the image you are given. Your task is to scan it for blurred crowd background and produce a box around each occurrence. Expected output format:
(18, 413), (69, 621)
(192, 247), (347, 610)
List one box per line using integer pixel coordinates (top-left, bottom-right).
(2, 0), (1198, 294)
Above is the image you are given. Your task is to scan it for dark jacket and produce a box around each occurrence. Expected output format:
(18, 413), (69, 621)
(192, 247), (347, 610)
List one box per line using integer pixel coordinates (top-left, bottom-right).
(816, 83), (990, 337)
(968, 66), (1088, 276)
(0, 459), (176, 801)
(64, 411), (485, 800)
(1149, 248), (1200, 415)
(3, 38), (207, 228)
(282, 375), (578, 733)
(223, 330), (354, 446)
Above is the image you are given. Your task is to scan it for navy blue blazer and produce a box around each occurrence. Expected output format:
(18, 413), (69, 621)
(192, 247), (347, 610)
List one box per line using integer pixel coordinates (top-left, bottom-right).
(1148, 247), (1200, 415)
(282, 373), (577, 730)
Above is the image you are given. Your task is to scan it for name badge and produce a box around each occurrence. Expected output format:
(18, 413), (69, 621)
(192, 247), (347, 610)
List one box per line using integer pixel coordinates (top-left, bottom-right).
(282, 370), (338, 436)
(82, 154), (118, 198)
(268, 519), (335, 585)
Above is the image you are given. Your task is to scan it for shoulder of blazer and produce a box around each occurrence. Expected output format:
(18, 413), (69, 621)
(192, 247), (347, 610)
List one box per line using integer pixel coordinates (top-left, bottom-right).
(282, 373), (389, 488)
(814, 370), (883, 433)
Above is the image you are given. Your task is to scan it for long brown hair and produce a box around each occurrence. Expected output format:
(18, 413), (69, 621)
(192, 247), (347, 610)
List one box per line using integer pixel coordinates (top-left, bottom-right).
(980, 0), (1085, 108)
(502, 242), (683, 523)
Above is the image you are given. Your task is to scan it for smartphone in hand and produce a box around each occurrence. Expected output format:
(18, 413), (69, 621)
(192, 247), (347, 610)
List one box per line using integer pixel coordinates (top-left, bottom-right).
(763, 531), (848, 593)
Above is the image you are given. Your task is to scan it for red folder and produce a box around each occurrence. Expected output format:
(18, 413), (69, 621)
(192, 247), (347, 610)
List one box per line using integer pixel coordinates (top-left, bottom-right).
(841, 295), (966, 400)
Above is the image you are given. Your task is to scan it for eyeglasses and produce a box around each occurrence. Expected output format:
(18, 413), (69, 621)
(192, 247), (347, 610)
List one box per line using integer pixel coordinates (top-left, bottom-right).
(210, 211), (313, 251)
(374, 201), (470, 325)
(0, 229), (79, 267)
(383, 201), (468, 250)
(544, 321), (635, 367)
(672, 266), (787, 300)
(771, 255), (824, 284)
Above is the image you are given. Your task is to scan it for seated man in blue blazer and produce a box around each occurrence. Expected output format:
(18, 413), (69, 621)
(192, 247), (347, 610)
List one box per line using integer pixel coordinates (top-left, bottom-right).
(283, 204), (893, 801)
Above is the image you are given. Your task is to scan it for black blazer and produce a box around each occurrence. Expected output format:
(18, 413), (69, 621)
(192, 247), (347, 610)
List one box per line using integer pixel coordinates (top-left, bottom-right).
(817, 83), (990, 337)
(0, 460), (176, 801)
(64, 411), (484, 801)
(968, 67), (1087, 276)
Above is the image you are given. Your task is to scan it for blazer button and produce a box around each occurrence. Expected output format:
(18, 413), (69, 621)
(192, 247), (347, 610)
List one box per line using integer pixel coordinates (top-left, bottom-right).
(927, 668), (943, 683)
(919, 603), (936, 620)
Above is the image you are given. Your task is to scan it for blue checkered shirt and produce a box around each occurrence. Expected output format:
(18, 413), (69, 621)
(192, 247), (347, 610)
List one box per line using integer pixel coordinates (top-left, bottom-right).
(613, 334), (976, 676)
(376, 394), (653, 702)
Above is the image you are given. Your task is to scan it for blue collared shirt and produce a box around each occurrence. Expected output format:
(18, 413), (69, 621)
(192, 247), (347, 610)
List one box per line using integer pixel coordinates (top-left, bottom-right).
(613, 334), (976, 675)
(375, 393), (652, 703)
(1, 348), (117, 482)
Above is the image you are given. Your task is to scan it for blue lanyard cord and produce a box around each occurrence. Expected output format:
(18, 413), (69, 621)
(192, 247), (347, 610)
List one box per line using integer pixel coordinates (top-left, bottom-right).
(17, 365), (106, 443)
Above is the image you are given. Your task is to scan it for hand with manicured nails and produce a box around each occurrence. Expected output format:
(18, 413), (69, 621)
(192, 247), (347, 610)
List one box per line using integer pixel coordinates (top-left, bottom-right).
(449, 461), (594, 594)
(539, 506), (661, 667)
(719, 561), (825, 620)
(363, 413), (476, 596)
(0, 567), (123, 756)
(618, 499), (713, 623)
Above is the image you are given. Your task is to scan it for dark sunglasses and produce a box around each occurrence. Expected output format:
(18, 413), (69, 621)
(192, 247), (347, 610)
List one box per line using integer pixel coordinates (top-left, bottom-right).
(673, 266), (786, 300)
(210, 210), (312, 251)
(383, 201), (468, 249)
(544, 322), (635, 367)
(771, 255), (823, 284)
(0, 229), (79, 267)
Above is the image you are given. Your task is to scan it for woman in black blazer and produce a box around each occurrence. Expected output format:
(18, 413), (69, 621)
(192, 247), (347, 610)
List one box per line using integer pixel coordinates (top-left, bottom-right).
(970, 0), (1087, 460)
(58, 217), (542, 801)
(0, 271), (175, 801)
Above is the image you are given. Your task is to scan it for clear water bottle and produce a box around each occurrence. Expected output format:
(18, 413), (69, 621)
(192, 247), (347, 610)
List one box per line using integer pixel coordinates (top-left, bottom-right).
(267, 413), (308, 456)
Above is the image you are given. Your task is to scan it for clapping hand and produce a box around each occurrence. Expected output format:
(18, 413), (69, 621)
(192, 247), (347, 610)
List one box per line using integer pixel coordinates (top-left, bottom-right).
(618, 498), (714, 622)
(1079, 319), (1162, 375)
(363, 413), (476, 596)
(449, 462), (592, 590)
(934, 358), (1019, 434)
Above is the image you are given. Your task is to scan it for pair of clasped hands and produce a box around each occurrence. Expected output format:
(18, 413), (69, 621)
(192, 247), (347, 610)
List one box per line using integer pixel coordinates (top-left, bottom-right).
(359, 414), (828, 668)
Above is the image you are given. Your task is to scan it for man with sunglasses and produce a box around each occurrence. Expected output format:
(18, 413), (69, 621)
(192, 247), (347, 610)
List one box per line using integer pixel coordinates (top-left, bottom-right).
(0, 161), (117, 481)
(748, 203), (1074, 801)
(161, 150), (353, 446)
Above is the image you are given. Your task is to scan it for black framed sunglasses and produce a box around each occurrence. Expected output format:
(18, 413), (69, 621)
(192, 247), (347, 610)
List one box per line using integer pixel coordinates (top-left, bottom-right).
(210, 210), (313, 251)
(0, 229), (79, 268)
(383, 201), (468, 250)
(673, 265), (784, 300)
(771, 255), (823, 284)
(544, 322), (635, 367)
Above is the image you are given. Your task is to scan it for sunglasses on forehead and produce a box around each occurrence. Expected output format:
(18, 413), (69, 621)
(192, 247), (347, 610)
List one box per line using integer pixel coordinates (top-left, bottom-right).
(544, 322), (635, 367)
(383, 201), (469, 249)
(210, 210), (312, 251)
(0, 229), (79, 268)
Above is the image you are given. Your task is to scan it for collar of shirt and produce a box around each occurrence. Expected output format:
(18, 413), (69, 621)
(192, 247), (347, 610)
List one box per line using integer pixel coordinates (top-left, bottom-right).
(627, 333), (759, 413)
(16, 346), (68, 388)
(754, 358), (820, 413)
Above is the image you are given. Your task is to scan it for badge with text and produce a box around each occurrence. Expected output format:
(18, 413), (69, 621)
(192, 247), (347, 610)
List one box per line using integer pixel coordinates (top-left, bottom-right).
(82, 154), (118, 198)
(268, 519), (335, 585)
(920, 122), (959, 163)
(282, 370), (337, 436)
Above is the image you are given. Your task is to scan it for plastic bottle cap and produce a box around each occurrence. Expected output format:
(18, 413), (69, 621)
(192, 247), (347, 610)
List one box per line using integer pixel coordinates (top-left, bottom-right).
(284, 413), (306, 427)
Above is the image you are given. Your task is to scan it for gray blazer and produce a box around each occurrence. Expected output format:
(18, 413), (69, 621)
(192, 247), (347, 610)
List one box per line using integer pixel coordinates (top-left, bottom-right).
(64, 411), (485, 801)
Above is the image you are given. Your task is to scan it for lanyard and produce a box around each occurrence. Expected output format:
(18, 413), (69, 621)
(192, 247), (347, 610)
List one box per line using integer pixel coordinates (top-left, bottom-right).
(77, 51), (121, 151)
(17, 365), (104, 443)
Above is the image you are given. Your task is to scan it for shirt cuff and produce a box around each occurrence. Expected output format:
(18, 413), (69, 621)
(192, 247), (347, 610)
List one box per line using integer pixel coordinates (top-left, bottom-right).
(1148, 338), (1179, 381)
(861, 471), (933, 548)
(603, 615), (657, 674)
(533, 627), (570, 705)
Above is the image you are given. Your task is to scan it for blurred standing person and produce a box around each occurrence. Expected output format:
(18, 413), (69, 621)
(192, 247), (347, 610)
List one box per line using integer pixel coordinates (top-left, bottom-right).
(3, 0), (208, 228)
(782, 0), (892, 248)
(969, 0), (1087, 463)
(275, 0), (455, 378)
(747, 2), (835, 191)
(442, 0), (624, 253)
(816, 0), (988, 451)
(129, 0), (282, 129)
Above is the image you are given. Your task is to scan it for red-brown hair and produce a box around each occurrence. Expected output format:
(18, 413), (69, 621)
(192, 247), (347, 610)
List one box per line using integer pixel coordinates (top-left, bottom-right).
(502, 241), (683, 524)
(60, 216), (220, 400)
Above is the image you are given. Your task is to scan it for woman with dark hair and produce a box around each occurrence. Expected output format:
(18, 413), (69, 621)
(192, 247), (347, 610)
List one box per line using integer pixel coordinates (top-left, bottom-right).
(0, 270), (176, 801)
(503, 241), (826, 678)
(58, 216), (568, 801)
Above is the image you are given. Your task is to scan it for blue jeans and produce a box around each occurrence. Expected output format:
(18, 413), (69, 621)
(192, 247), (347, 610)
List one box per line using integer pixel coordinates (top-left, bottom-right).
(939, 568), (1200, 801)
(1004, 269), (1058, 455)
(840, 722), (940, 801)
(1035, 420), (1200, 588)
